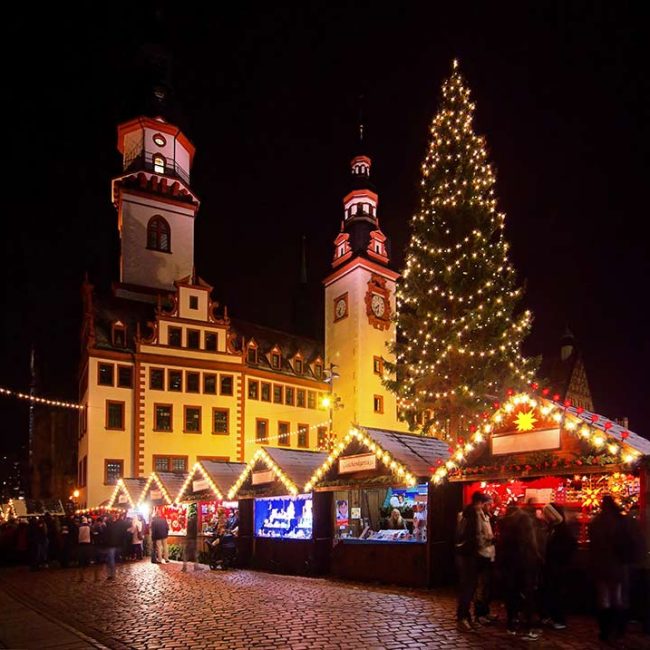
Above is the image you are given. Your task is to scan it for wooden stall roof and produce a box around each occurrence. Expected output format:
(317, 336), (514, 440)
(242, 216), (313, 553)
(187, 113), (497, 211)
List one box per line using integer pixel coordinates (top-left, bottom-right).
(263, 447), (329, 491)
(108, 478), (148, 508)
(361, 427), (451, 478)
(12, 499), (65, 517)
(559, 403), (650, 456)
(155, 472), (188, 500)
(197, 461), (247, 497)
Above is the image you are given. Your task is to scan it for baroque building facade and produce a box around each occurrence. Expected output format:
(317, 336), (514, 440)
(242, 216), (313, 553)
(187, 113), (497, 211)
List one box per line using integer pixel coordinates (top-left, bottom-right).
(78, 115), (405, 507)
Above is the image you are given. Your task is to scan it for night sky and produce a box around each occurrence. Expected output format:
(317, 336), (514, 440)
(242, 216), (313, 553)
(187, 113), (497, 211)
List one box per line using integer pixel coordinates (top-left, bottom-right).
(2, 2), (649, 456)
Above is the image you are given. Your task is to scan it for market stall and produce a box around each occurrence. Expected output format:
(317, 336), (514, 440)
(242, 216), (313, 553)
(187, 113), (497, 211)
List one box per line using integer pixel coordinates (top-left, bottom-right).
(305, 427), (450, 587)
(174, 460), (244, 536)
(432, 389), (649, 607)
(138, 471), (189, 536)
(227, 447), (327, 575)
(106, 478), (148, 512)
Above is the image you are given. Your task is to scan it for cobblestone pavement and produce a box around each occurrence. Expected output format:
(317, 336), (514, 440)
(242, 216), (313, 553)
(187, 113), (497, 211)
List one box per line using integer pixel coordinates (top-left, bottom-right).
(0, 562), (648, 650)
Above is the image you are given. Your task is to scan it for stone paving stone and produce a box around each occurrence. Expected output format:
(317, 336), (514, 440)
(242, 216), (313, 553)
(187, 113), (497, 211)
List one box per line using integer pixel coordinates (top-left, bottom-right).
(0, 562), (649, 650)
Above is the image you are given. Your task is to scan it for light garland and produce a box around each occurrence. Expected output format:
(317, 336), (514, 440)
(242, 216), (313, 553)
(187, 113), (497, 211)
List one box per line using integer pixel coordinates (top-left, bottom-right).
(137, 472), (173, 505)
(245, 420), (331, 446)
(75, 506), (123, 516)
(303, 427), (418, 492)
(107, 478), (138, 509)
(0, 386), (84, 410)
(176, 461), (224, 503)
(431, 390), (643, 484)
(227, 449), (299, 499)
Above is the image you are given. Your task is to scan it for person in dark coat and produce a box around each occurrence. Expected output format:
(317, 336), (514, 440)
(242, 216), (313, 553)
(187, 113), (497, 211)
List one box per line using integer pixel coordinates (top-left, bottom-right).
(151, 512), (169, 563)
(589, 495), (637, 642)
(540, 503), (577, 629)
(496, 505), (542, 640)
(103, 516), (123, 580)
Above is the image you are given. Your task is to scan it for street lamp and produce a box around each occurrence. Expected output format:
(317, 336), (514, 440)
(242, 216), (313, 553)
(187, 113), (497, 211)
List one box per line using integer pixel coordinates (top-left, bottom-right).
(322, 363), (341, 451)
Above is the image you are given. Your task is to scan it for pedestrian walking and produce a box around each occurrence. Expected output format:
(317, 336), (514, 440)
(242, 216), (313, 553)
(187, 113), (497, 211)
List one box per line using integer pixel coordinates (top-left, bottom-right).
(454, 490), (491, 632)
(151, 511), (169, 563)
(77, 516), (93, 580)
(474, 495), (497, 625)
(128, 515), (144, 560)
(182, 506), (201, 572)
(497, 504), (542, 640)
(540, 503), (576, 630)
(589, 495), (638, 642)
(103, 515), (122, 580)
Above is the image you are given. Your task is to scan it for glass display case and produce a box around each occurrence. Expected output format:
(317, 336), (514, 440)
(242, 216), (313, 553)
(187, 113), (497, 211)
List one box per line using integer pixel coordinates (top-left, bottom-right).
(254, 493), (313, 539)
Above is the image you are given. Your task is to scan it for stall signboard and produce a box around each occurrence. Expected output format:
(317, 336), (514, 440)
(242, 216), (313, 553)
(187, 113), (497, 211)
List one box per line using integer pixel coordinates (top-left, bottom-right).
(252, 469), (275, 485)
(339, 453), (377, 474)
(118, 494), (128, 504)
(149, 489), (162, 501)
(192, 478), (209, 493)
(492, 427), (560, 456)
(254, 493), (313, 539)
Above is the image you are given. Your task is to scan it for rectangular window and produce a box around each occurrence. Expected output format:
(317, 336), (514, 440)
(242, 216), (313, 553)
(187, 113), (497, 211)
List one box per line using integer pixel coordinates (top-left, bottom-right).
(171, 457), (187, 472)
(189, 295), (199, 310)
(187, 329), (200, 350)
(168, 326), (182, 347)
(298, 424), (309, 448)
(271, 353), (281, 369)
(295, 359), (303, 374)
(104, 459), (123, 485)
(317, 426), (328, 450)
(256, 418), (268, 443)
(98, 363), (114, 386)
(154, 404), (173, 432)
(373, 395), (384, 414)
(373, 356), (383, 375)
(285, 387), (294, 406)
(168, 370), (182, 392)
(106, 401), (124, 430)
(205, 332), (217, 351)
(220, 375), (234, 396)
(213, 408), (229, 434)
(307, 391), (316, 409)
(273, 384), (283, 404)
(297, 389), (306, 408)
(184, 406), (201, 433)
(154, 456), (170, 472)
(186, 371), (200, 393)
(248, 380), (259, 399)
(204, 373), (217, 394)
(153, 456), (188, 473)
(150, 368), (164, 390)
(247, 347), (257, 363)
(315, 363), (323, 379)
(117, 366), (133, 388)
(261, 382), (271, 402)
(278, 421), (290, 446)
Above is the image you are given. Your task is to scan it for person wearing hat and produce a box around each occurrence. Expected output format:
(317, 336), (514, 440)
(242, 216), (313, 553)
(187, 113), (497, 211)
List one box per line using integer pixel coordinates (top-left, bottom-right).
(540, 502), (576, 631)
(77, 515), (92, 579)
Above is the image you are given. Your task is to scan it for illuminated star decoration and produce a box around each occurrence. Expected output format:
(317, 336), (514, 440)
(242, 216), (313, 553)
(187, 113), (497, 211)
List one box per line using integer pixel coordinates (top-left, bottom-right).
(582, 487), (601, 509)
(515, 409), (537, 432)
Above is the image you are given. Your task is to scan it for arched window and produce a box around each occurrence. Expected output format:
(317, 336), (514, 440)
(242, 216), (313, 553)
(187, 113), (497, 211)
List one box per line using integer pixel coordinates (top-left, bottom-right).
(153, 153), (166, 174)
(147, 216), (170, 252)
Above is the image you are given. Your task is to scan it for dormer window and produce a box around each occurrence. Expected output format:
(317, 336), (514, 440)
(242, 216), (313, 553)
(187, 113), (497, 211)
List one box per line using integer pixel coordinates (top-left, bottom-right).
(315, 363), (323, 379)
(374, 242), (382, 254)
(112, 322), (126, 347)
(294, 359), (303, 375)
(189, 295), (198, 310)
(247, 345), (258, 364)
(153, 153), (166, 174)
(271, 353), (281, 369)
(147, 216), (170, 252)
(338, 245), (345, 257)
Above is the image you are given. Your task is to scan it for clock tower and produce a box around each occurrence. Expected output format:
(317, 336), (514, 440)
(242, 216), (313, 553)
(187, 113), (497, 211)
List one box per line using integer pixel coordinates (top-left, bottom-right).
(324, 143), (407, 439)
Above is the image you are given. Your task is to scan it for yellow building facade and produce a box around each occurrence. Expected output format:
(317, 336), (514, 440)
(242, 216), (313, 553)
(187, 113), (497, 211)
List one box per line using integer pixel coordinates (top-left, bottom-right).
(78, 117), (405, 508)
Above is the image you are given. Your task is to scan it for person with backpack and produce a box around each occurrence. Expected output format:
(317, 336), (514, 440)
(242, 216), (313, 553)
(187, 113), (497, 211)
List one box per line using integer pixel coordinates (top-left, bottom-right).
(455, 490), (491, 632)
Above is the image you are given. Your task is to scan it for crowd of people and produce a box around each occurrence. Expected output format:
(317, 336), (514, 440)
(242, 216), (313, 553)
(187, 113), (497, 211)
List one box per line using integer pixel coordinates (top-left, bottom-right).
(455, 491), (647, 643)
(0, 511), (153, 578)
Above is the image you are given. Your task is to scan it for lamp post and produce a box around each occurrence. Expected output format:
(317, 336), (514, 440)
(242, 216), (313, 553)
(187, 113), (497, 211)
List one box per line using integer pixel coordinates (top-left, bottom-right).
(323, 363), (340, 451)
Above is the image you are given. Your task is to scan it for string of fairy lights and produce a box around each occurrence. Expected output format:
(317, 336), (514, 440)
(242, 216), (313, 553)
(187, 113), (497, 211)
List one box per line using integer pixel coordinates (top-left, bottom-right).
(0, 386), (84, 410)
(391, 59), (535, 435)
(431, 390), (642, 484)
(227, 449), (299, 499)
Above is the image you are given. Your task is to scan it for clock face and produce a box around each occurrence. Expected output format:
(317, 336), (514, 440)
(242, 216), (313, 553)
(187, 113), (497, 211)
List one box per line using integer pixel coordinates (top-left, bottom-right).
(371, 294), (385, 318)
(335, 298), (347, 319)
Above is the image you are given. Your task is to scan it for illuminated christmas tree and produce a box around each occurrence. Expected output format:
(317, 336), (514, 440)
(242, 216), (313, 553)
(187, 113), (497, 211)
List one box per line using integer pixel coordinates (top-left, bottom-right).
(387, 61), (536, 440)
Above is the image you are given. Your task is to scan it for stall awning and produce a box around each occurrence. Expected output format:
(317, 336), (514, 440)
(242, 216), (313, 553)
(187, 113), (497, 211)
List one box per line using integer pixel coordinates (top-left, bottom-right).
(10, 499), (65, 517)
(107, 478), (148, 508)
(176, 461), (247, 502)
(304, 427), (450, 492)
(228, 447), (328, 498)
